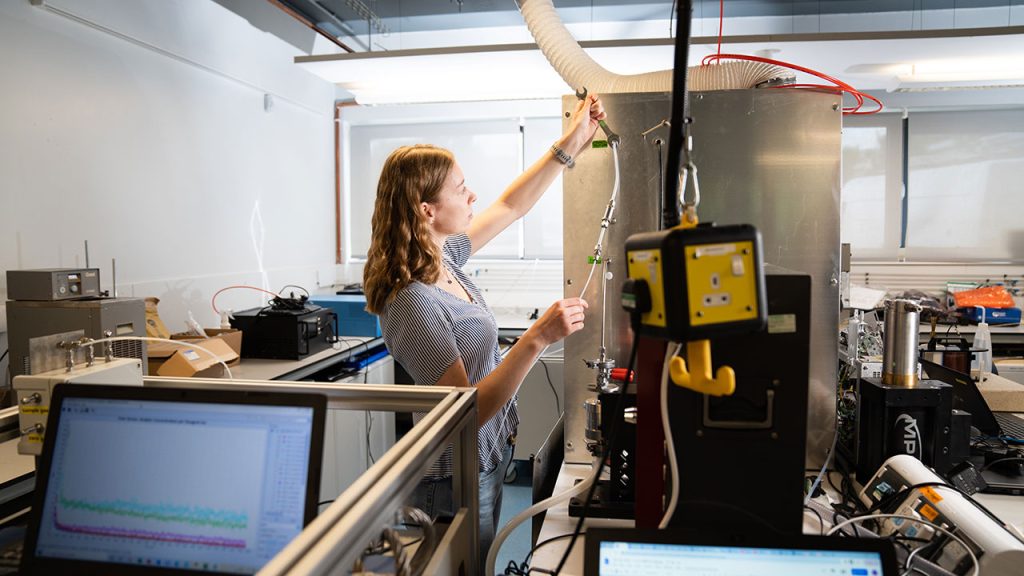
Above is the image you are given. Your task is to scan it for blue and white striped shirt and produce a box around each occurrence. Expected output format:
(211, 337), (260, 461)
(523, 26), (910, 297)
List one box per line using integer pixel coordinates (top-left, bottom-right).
(380, 234), (519, 477)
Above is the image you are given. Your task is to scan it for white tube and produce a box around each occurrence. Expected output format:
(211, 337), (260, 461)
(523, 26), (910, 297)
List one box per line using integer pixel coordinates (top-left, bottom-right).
(658, 342), (683, 529)
(519, 0), (790, 94)
(486, 456), (601, 576)
(520, 0), (671, 94)
(89, 336), (234, 379)
(577, 144), (621, 300)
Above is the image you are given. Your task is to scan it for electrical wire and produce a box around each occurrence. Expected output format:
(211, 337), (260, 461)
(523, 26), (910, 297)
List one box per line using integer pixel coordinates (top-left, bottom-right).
(716, 0), (724, 58)
(702, 53), (882, 114)
(87, 336), (234, 379)
(485, 455), (601, 576)
(211, 284), (281, 315)
(538, 357), (561, 417)
(826, 514), (979, 576)
(979, 457), (1024, 472)
(277, 284), (310, 297)
(804, 374), (845, 507)
(705, 3), (881, 115)
(659, 341), (684, 529)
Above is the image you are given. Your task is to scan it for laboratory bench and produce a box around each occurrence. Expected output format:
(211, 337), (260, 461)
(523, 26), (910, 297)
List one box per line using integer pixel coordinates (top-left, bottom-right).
(0, 337), (394, 556)
(526, 461), (1024, 576)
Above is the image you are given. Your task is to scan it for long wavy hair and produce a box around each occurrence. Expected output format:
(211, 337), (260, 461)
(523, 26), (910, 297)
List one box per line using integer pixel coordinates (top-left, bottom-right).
(364, 145), (454, 314)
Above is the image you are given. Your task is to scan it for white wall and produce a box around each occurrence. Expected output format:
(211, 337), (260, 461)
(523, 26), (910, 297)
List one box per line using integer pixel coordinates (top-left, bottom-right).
(0, 0), (338, 335)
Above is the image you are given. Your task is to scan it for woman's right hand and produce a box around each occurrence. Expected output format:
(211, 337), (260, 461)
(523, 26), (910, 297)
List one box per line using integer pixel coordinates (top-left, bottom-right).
(527, 297), (588, 347)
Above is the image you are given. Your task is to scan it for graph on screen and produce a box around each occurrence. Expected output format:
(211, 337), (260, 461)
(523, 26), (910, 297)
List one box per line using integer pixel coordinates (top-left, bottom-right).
(50, 416), (266, 551)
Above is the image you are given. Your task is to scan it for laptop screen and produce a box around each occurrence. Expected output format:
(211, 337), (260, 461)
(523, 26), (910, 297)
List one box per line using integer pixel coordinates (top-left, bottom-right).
(596, 541), (886, 576)
(585, 529), (897, 576)
(23, 384), (325, 575)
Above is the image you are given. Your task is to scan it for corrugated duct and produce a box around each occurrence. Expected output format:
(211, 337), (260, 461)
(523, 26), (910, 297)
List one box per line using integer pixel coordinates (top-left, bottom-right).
(519, 0), (792, 92)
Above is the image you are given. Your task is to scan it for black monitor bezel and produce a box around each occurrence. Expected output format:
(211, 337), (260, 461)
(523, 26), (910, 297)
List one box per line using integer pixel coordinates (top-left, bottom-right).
(21, 383), (326, 576)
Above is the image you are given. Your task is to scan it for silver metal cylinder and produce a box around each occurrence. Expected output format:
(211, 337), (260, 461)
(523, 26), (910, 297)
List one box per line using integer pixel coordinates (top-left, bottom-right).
(882, 299), (923, 387)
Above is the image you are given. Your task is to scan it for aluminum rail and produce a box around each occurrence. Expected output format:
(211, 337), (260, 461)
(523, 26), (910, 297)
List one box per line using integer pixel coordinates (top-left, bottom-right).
(142, 376), (480, 575)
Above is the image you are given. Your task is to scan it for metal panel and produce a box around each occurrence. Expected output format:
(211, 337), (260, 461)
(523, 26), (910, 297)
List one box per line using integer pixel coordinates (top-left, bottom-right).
(562, 89), (841, 466)
(562, 92), (667, 464)
(689, 89), (842, 465)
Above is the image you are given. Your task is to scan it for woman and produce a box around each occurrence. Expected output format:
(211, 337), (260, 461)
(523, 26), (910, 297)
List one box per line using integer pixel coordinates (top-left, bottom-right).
(363, 95), (605, 565)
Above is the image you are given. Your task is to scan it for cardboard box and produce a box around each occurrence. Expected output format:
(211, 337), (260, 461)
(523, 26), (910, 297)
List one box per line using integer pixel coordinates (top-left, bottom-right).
(156, 338), (239, 378)
(148, 328), (243, 378)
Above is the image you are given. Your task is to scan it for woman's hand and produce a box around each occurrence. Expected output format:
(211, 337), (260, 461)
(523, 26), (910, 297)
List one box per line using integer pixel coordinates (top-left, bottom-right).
(526, 297), (589, 348)
(562, 95), (606, 157)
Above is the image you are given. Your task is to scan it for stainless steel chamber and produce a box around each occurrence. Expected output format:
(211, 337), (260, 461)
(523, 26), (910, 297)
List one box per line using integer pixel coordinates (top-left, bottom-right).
(562, 89), (842, 466)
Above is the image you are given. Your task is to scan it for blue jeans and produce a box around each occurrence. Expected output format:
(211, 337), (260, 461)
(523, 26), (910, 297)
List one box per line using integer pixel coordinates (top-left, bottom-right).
(411, 439), (515, 574)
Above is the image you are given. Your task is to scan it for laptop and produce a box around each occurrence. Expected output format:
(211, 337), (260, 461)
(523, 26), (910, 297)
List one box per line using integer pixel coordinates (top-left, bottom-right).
(584, 528), (897, 576)
(20, 383), (326, 575)
(920, 359), (1024, 494)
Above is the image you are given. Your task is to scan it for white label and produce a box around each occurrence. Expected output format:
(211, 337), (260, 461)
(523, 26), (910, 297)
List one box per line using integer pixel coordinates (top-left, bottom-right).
(632, 250), (653, 262)
(183, 350), (201, 361)
(767, 314), (797, 334)
(695, 243), (736, 257)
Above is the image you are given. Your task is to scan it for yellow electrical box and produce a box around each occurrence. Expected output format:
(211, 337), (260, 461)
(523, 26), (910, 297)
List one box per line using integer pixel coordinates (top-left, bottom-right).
(624, 224), (766, 341)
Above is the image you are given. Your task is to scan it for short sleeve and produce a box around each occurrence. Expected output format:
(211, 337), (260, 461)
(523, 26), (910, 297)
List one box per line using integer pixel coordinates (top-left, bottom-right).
(382, 287), (460, 385)
(444, 233), (473, 267)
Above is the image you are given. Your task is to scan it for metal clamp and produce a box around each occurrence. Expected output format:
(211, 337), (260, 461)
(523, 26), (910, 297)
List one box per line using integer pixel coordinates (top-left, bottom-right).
(21, 423), (44, 436)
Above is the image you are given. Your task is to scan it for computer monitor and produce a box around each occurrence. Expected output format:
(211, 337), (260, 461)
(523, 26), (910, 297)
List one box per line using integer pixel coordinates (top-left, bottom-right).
(585, 528), (897, 576)
(21, 383), (326, 575)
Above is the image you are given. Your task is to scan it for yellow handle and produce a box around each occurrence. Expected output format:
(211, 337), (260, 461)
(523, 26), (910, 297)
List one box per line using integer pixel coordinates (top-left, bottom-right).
(669, 339), (736, 396)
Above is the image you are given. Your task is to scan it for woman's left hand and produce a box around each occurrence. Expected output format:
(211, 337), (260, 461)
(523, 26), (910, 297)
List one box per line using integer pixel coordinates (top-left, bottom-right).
(562, 94), (606, 157)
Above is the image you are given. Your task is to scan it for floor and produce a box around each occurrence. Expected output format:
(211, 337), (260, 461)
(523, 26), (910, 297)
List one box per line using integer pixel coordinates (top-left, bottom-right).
(494, 463), (534, 574)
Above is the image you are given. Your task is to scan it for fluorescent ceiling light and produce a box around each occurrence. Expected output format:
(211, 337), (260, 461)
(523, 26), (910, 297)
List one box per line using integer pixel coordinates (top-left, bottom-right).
(296, 43), (673, 105)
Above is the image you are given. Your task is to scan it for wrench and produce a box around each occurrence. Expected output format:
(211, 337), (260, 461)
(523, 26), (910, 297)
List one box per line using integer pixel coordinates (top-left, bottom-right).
(576, 87), (620, 147)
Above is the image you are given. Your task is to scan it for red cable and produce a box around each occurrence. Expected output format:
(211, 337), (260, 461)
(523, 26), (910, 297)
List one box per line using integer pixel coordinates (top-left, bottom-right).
(211, 285), (282, 315)
(703, 53), (883, 114)
(717, 0), (724, 58)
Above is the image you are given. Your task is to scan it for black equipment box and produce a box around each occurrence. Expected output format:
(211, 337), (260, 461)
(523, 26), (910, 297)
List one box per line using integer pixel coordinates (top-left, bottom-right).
(230, 305), (338, 360)
(7, 268), (101, 301)
(666, 272), (810, 536)
(856, 377), (953, 483)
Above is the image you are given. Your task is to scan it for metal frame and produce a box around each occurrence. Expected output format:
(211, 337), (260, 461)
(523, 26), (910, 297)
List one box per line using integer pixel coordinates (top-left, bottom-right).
(142, 376), (480, 575)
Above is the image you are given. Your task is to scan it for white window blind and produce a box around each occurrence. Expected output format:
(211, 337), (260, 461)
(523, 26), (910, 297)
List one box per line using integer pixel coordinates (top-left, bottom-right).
(906, 109), (1024, 261)
(348, 119), (522, 258)
(841, 114), (903, 260)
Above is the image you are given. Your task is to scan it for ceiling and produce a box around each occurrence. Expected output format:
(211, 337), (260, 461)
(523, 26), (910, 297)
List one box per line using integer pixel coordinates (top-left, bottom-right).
(216, 1), (1024, 107)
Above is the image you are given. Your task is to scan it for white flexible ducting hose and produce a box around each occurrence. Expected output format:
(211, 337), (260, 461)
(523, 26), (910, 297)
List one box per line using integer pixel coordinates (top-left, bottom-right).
(520, 0), (791, 93)
(485, 455), (602, 576)
(521, 0), (671, 94)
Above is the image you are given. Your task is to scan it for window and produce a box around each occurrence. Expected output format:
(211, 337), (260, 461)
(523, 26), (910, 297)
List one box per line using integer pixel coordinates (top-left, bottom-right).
(841, 114), (903, 258)
(344, 101), (565, 260)
(345, 105), (1024, 265)
(907, 109), (1024, 261)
